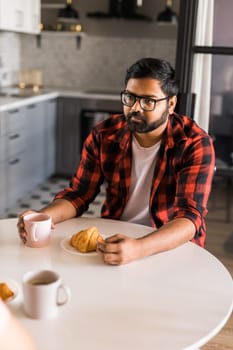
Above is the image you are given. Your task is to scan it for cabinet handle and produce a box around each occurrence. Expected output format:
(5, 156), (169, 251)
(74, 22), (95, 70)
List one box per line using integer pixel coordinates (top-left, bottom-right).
(8, 109), (19, 114)
(9, 158), (20, 165)
(9, 134), (20, 140)
(33, 14), (38, 31)
(15, 10), (23, 28)
(27, 104), (36, 109)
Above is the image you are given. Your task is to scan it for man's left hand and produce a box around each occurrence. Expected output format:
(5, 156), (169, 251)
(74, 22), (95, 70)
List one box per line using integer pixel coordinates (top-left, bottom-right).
(96, 234), (141, 265)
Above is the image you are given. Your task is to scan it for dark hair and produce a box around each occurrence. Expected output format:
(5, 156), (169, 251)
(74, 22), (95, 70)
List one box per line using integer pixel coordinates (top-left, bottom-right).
(125, 57), (179, 97)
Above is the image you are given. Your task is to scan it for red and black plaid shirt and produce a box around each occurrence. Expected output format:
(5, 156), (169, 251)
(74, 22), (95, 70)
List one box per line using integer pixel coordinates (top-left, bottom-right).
(55, 113), (215, 247)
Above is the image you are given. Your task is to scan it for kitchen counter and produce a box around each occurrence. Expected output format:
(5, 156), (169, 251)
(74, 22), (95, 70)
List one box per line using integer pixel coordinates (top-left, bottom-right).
(0, 91), (58, 111)
(0, 87), (120, 112)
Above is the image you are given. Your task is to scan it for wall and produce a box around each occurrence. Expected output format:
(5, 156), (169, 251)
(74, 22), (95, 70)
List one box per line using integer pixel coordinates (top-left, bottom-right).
(0, 0), (178, 90)
(19, 33), (176, 91)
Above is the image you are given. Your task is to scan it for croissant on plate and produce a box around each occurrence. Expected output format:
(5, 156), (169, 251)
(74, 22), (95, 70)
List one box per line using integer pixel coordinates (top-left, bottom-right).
(0, 282), (14, 301)
(70, 226), (104, 253)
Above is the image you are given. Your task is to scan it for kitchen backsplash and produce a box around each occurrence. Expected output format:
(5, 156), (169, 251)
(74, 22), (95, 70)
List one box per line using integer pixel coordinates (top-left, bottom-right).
(0, 32), (176, 91)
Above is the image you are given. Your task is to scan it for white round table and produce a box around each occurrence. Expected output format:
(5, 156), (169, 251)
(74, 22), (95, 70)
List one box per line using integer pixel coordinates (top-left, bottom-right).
(0, 217), (232, 350)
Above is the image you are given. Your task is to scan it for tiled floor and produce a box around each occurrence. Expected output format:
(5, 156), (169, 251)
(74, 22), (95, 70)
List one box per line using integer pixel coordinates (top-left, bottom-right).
(2, 175), (232, 224)
(1, 176), (103, 219)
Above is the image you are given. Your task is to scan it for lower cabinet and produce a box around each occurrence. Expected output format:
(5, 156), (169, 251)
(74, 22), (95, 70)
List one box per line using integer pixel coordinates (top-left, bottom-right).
(7, 152), (26, 208)
(4, 106), (28, 209)
(24, 103), (45, 192)
(0, 160), (6, 214)
(44, 98), (56, 178)
(0, 114), (7, 214)
(0, 94), (121, 214)
(0, 97), (57, 215)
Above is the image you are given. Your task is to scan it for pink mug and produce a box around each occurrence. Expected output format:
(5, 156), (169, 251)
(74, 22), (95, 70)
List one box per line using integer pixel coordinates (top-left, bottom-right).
(23, 213), (52, 248)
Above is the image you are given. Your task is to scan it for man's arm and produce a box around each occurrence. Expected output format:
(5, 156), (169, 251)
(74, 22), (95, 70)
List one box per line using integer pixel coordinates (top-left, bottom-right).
(97, 218), (196, 265)
(40, 199), (77, 224)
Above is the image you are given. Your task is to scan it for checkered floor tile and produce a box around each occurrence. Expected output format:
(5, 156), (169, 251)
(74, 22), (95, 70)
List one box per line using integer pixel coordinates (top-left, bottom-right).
(2, 176), (103, 219)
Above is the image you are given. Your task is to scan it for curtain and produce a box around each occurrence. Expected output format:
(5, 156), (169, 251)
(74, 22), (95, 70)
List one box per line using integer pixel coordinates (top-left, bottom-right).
(191, 0), (214, 132)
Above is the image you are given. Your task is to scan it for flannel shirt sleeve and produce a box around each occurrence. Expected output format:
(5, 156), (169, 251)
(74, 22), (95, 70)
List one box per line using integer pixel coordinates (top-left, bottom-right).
(55, 130), (103, 216)
(173, 134), (215, 238)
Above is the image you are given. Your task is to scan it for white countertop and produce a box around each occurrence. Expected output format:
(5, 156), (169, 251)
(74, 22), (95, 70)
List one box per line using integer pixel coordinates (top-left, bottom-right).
(1, 217), (233, 350)
(0, 91), (59, 111)
(0, 88), (120, 112)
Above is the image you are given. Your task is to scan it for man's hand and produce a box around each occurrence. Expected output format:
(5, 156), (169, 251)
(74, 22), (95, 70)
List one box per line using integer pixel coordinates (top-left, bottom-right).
(17, 210), (37, 244)
(96, 234), (142, 265)
(17, 210), (55, 245)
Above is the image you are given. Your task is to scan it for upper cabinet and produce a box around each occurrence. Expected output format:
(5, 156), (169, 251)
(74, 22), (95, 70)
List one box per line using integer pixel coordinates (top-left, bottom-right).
(0, 0), (41, 34)
(26, 0), (41, 34)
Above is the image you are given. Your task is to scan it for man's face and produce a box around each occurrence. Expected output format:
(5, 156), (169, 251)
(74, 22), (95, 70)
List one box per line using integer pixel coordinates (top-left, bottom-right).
(123, 78), (176, 134)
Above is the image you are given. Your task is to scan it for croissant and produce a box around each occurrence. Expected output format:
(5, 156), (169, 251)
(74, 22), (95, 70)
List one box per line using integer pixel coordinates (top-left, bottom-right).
(0, 282), (14, 301)
(70, 226), (104, 253)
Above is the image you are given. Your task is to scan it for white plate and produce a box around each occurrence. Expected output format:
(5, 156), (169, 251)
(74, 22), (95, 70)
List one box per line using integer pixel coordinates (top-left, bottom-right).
(0, 278), (20, 303)
(60, 236), (99, 256)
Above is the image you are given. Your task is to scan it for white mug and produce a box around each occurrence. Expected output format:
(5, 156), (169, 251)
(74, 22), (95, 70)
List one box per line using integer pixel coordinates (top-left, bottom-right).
(24, 213), (52, 248)
(22, 270), (71, 319)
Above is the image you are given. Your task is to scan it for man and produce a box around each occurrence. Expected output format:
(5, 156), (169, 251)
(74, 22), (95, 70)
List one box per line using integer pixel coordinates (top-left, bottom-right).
(18, 58), (215, 265)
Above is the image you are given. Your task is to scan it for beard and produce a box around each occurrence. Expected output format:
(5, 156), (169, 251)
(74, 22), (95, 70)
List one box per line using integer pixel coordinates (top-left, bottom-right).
(125, 107), (169, 134)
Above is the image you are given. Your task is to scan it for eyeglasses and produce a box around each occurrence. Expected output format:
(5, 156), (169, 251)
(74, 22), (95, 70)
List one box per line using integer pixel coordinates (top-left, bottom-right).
(121, 91), (169, 111)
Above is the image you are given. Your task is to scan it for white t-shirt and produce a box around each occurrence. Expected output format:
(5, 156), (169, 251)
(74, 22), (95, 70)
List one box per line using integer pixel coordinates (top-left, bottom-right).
(121, 136), (161, 226)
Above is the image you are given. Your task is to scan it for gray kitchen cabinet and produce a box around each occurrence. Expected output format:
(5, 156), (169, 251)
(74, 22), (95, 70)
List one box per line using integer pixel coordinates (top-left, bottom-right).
(0, 160), (6, 214)
(0, 112), (7, 214)
(23, 102), (45, 191)
(44, 98), (57, 178)
(5, 105), (29, 208)
(0, 110), (6, 160)
(7, 151), (26, 209)
(20, 98), (57, 192)
(0, 96), (57, 214)
(56, 97), (81, 176)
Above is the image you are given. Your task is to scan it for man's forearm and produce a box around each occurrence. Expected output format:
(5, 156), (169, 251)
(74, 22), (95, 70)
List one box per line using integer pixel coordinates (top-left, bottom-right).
(138, 218), (196, 258)
(41, 199), (77, 224)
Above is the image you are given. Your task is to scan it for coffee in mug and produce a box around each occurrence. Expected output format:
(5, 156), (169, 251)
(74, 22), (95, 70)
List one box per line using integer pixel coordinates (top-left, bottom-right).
(22, 270), (71, 319)
(23, 213), (52, 248)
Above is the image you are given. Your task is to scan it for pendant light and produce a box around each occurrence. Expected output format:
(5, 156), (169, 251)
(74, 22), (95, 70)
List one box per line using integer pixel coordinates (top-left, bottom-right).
(157, 0), (178, 24)
(58, 0), (79, 22)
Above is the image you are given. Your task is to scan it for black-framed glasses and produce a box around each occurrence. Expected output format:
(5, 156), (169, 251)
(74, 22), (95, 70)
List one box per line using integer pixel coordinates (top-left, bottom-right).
(121, 91), (169, 111)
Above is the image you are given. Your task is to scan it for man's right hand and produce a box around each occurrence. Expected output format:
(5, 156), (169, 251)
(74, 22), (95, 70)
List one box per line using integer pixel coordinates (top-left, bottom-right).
(17, 210), (37, 244)
(17, 199), (76, 244)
